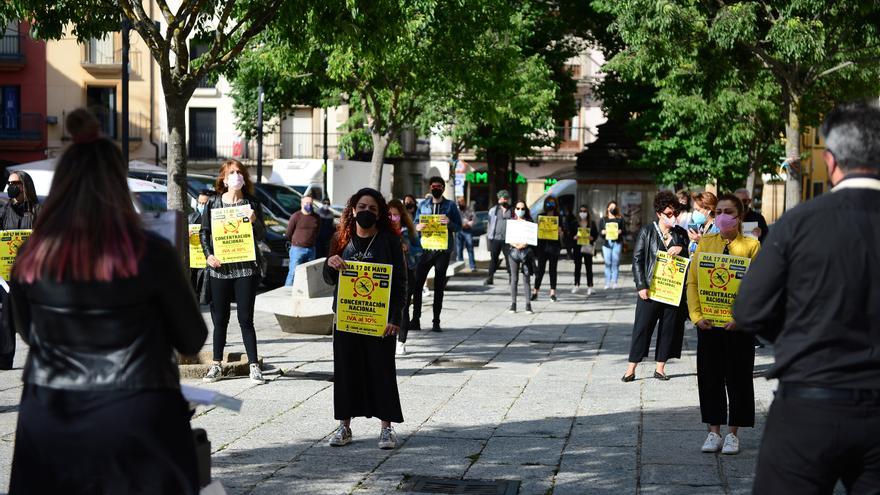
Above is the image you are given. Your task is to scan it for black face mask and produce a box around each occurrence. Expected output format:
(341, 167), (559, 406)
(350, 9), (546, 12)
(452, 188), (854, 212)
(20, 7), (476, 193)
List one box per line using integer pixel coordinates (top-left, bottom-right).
(6, 184), (21, 200)
(355, 210), (377, 229)
(611, 207), (619, 215)
(405, 204), (416, 212)
(499, 201), (509, 208)
(430, 188), (443, 199)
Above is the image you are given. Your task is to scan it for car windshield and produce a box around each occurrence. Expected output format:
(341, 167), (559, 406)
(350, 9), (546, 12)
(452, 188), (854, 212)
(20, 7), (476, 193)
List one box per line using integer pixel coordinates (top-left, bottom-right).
(259, 184), (301, 214)
(187, 176), (216, 195)
(134, 191), (167, 212)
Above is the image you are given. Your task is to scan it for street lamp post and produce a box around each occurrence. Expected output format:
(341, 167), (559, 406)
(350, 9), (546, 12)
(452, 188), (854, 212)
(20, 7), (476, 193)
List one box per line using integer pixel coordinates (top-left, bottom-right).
(256, 84), (264, 183)
(323, 108), (328, 200)
(121, 19), (130, 167)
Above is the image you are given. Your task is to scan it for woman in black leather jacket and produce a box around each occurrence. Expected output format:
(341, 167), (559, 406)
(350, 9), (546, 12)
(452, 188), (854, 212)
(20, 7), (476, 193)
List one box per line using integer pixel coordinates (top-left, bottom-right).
(8, 109), (208, 494)
(622, 191), (690, 382)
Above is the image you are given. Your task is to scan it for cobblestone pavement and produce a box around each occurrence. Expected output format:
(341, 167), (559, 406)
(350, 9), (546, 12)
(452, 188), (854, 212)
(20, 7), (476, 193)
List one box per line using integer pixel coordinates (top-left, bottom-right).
(0, 260), (780, 494)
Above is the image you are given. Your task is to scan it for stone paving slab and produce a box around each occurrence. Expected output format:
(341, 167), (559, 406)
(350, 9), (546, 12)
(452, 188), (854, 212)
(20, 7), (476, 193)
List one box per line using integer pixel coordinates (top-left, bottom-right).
(0, 260), (785, 495)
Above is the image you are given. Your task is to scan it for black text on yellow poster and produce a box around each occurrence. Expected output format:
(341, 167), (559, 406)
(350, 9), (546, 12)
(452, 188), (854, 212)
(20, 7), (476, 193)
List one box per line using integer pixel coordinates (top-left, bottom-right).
(577, 228), (592, 246)
(337, 261), (393, 337)
(537, 216), (559, 241)
(696, 253), (751, 326)
(647, 251), (690, 306)
(0, 229), (31, 280)
(189, 224), (207, 269)
(211, 206), (256, 263)
(420, 214), (448, 250)
(605, 222), (619, 241)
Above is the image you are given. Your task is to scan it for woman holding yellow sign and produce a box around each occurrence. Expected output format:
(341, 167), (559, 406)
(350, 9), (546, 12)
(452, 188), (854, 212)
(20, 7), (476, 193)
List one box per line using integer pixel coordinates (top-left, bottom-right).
(324, 188), (407, 450)
(532, 195), (563, 302)
(686, 194), (760, 456)
(199, 160), (266, 384)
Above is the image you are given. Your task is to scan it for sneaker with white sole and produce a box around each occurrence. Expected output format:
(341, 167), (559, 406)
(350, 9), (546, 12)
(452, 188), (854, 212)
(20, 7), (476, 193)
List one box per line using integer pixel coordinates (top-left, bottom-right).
(603, 285), (610, 290)
(701, 432), (723, 453)
(378, 426), (397, 449)
(249, 363), (265, 384)
(571, 286), (579, 294)
(396, 341), (406, 355)
(203, 363), (222, 382)
(329, 423), (352, 447)
(587, 287), (594, 296)
(721, 433), (740, 455)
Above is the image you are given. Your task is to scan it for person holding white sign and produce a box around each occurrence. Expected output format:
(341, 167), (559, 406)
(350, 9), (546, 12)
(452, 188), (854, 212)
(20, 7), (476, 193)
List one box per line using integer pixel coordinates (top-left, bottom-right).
(199, 160), (266, 384)
(506, 202), (536, 314)
(324, 188), (407, 450)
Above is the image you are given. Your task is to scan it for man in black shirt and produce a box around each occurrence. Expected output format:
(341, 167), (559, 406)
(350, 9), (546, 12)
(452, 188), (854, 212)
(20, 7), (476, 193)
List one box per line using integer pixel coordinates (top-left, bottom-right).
(734, 102), (880, 494)
(733, 188), (769, 243)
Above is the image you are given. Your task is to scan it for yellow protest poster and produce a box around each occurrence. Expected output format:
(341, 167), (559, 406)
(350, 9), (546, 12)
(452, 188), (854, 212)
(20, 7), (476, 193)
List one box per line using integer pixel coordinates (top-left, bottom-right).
(537, 215), (559, 241)
(337, 261), (393, 337)
(647, 251), (690, 306)
(189, 224), (207, 269)
(0, 229), (31, 280)
(420, 214), (448, 250)
(695, 252), (751, 326)
(605, 222), (619, 241)
(577, 228), (592, 246)
(210, 206), (256, 263)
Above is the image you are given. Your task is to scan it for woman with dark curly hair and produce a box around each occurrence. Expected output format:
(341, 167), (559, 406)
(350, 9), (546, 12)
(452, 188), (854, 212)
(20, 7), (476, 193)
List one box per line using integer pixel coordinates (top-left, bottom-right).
(323, 188), (407, 450)
(622, 191), (690, 382)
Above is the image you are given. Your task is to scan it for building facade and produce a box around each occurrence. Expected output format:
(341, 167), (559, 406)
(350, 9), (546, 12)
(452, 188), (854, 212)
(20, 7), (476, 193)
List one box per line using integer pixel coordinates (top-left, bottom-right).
(0, 21), (47, 166)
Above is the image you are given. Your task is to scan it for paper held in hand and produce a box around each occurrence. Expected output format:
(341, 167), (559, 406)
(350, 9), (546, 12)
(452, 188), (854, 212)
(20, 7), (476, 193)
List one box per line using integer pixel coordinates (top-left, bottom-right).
(211, 206), (256, 263)
(742, 221), (759, 240)
(537, 215), (559, 241)
(0, 229), (31, 280)
(336, 261), (393, 337)
(505, 220), (538, 246)
(695, 252), (751, 326)
(189, 224), (207, 269)
(419, 214), (448, 250)
(647, 251), (690, 306)
(577, 228), (592, 246)
(605, 222), (620, 241)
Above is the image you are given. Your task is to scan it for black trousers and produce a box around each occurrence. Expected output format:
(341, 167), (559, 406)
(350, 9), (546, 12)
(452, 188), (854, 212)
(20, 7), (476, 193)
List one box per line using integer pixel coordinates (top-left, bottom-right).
(697, 329), (755, 426)
(209, 274), (260, 364)
(534, 250), (559, 290)
(412, 250), (451, 323)
(399, 268), (416, 343)
(627, 297), (685, 363)
(487, 239), (509, 278)
(754, 392), (880, 494)
(573, 252), (594, 287)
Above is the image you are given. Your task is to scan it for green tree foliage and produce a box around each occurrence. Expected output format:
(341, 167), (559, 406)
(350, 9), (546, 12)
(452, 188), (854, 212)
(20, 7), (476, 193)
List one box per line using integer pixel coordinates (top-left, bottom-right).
(594, 0), (880, 203)
(2, 0), (289, 210)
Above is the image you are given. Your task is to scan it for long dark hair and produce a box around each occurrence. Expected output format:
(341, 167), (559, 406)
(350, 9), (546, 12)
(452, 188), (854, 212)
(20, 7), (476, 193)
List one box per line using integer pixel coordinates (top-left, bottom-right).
(514, 201), (533, 221)
(388, 198), (416, 235)
(331, 188), (393, 256)
(15, 109), (144, 283)
(543, 195), (559, 216)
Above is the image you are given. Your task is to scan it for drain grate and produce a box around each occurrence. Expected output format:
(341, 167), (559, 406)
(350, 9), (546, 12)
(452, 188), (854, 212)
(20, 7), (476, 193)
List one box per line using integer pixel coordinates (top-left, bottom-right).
(529, 339), (591, 345)
(400, 476), (520, 494)
(281, 370), (334, 381)
(432, 358), (490, 369)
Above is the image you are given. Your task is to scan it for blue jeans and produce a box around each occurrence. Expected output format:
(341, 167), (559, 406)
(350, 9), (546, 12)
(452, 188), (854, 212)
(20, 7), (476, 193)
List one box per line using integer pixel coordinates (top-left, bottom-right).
(602, 242), (621, 286)
(456, 231), (475, 269)
(285, 246), (315, 286)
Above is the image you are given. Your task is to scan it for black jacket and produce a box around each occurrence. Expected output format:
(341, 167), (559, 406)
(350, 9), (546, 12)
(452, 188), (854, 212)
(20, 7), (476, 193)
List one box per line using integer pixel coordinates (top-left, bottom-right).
(0, 170), (40, 230)
(632, 223), (689, 291)
(734, 176), (880, 388)
(323, 230), (407, 327)
(10, 232), (207, 391)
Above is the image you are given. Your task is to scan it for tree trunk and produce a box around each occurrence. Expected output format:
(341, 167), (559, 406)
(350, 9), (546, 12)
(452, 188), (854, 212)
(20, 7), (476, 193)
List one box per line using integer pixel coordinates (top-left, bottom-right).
(486, 147), (511, 203)
(369, 132), (389, 192)
(745, 169), (756, 197)
(165, 96), (190, 212)
(784, 98), (803, 211)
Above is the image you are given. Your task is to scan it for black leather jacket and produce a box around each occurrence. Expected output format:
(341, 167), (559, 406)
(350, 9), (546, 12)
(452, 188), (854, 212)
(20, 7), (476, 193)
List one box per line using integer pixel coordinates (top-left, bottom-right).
(632, 223), (689, 291)
(11, 232), (208, 391)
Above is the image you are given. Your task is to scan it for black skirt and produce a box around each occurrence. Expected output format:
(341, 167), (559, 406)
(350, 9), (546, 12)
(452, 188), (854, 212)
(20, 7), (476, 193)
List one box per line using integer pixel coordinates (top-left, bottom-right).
(10, 384), (199, 495)
(333, 327), (404, 423)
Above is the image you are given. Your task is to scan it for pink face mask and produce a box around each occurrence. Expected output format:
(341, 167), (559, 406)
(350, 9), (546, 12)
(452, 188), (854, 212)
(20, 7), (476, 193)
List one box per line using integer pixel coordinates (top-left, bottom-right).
(390, 215), (401, 224)
(716, 213), (739, 233)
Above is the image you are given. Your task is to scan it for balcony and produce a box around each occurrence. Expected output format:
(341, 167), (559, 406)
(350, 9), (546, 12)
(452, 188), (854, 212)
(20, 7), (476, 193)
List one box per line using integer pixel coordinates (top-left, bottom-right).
(61, 110), (146, 143)
(81, 37), (121, 76)
(0, 34), (24, 70)
(180, 132), (342, 163)
(0, 113), (43, 146)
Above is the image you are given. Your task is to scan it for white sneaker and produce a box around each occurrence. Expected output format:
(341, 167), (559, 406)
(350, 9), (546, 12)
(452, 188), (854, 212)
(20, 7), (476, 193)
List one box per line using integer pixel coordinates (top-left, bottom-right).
(378, 426), (397, 449)
(701, 432), (723, 453)
(611, 283), (618, 289)
(396, 341), (406, 355)
(203, 364), (222, 382)
(422, 286), (431, 296)
(329, 423), (352, 447)
(603, 285), (610, 290)
(249, 363), (265, 384)
(586, 287), (594, 296)
(721, 433), (740, 455)
(571, 286), (579, 294)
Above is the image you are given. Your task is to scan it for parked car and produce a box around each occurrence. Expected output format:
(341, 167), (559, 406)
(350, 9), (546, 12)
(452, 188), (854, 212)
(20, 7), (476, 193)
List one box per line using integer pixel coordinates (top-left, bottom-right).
(253, 182), (302, 220)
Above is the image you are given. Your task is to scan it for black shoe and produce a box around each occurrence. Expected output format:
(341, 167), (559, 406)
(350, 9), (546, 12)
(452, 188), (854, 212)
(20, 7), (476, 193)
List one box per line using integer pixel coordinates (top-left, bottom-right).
(530, 292), (538, 301)
(410, 319), (421, 331)
(431, 322), (442, 332)
(550, 294), (557, 302)
(653, 371), (670, 381)
(484, 277), (494, 286)
(508, 304), (516, 313)
(621, 373), (635, 383)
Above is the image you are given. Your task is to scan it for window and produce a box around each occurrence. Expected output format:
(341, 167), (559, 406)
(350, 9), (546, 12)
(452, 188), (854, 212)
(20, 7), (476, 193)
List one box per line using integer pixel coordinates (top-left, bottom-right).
(86, 86), (117, 138)
(87, 34), (115, 64)
(188, 108), (217, 158)
(190, 39), (214, 88)
(1, 86), (21, 130)
(1, 21), (20, 56)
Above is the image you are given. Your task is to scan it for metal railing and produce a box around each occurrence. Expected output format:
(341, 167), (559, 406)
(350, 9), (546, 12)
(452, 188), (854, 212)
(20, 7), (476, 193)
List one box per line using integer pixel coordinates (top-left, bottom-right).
(83, 37), (118, 65)
(276, 131), (341, 159)
(61, 110), (146, 142)
(181, 132), (342, 162)
(0, 113), (42, 141)
(0, 34), (21, 57)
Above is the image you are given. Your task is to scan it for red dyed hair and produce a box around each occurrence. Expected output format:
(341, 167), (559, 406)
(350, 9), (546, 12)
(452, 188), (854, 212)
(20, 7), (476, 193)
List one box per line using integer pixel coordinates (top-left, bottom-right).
(214, 159), (255, 196)
(14, 109), (144, 283)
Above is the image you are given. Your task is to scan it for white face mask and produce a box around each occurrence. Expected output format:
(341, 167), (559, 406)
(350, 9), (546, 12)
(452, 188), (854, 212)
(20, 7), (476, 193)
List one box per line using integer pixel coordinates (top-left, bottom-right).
(226, 172), (245, 191)
(579, 212), (588, 220)
(515, 208), (526, 218)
